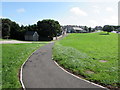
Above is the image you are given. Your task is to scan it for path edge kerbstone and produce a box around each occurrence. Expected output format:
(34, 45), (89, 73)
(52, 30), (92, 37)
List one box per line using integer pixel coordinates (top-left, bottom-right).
(20, 48), (38, 90)
(19, 41), (54, 89)
(53, 60), (108, 89)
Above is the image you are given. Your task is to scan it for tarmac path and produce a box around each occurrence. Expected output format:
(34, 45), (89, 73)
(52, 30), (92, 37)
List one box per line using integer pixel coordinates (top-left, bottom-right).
(22, 42), (106, 89)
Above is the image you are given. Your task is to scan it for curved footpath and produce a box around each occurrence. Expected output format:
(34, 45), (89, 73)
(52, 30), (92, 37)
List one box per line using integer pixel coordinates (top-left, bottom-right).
(22, 42), (107, 89)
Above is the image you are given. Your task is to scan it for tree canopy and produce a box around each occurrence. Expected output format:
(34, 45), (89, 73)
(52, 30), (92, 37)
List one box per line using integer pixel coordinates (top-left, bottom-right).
(103, 25), (114, 34)
(37, 19), (61, 38)
(1, 18), (61, 40)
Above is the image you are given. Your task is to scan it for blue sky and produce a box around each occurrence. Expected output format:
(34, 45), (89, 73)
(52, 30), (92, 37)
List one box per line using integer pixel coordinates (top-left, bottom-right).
(1, 1), (119, 27)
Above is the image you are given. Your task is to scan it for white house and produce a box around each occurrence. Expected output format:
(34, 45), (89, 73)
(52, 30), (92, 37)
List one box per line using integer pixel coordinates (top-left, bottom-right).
(72, 27), (86, 33)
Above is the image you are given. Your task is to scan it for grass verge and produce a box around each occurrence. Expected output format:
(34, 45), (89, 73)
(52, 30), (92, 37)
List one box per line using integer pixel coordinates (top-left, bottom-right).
(53, 32), (119, 89)
(2, 43), (47, 88)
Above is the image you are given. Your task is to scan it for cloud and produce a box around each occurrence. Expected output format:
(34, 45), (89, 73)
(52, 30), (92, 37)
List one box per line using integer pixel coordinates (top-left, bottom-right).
(92, 5), (100, 14)
(70, 7), (87, 16)
(0, 16), (8, 19)
(106, 7), (114, 12)
(93, 9), (100, 14)
(89, 20), (98, 27)
(102, 16), (117, 25)
(92, 5), (99, 9)
(17, 8), (25, 13)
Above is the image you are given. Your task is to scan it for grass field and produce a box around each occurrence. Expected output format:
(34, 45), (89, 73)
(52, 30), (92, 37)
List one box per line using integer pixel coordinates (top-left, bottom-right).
(53, 32), (119, 88)
(2, 42), (47, 88)
(0, 39), (2, 40)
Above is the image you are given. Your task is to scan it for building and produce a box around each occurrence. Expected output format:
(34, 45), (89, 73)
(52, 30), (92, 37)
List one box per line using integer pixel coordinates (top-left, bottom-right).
(25, 31), (39, 41)
(95, 26), (102, 30)
(66, 26), (86, 33)
(72, 27), (86, 33)
(61, 26), (67, 35)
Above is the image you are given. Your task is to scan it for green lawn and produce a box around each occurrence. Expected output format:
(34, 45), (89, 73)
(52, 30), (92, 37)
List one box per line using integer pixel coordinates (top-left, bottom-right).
(2, 42), (47, 88)
(53, 32), (119, 88)
(0, 39), (3, 41)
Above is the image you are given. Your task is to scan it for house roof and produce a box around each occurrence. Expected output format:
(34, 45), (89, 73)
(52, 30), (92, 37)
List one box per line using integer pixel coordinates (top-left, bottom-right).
(73, 27), (83, 31)
(25, 31), (37, 35)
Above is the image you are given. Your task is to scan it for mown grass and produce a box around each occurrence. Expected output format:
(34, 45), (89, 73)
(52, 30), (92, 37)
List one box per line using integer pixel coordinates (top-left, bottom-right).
(2, 42), (47, 88)
(53, 32), (119, 88)
(0, 39), (2, 40)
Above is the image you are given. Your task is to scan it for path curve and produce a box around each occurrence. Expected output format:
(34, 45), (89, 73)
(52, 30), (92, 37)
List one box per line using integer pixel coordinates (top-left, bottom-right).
(22, 42), (107, 89)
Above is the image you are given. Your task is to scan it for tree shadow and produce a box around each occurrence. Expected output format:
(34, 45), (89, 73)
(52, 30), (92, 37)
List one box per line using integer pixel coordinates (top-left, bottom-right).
(99, 33), (109, 35)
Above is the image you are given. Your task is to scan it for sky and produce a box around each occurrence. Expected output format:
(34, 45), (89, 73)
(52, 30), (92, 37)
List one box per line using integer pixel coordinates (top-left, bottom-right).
(1, 0), (119, 28)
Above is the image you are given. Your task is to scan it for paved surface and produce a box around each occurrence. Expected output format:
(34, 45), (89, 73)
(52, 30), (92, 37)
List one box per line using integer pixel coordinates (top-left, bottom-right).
(22, 42), (105, 88)
(0, 40), (33, 44)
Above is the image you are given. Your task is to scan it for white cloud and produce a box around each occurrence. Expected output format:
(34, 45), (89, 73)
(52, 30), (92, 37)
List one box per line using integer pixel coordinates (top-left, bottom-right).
(89, 20), (98, 27)
(17, 8), (25, 13)
(92, 5), (99, 9)
(93, 9), (100, 14)
(92, 5), (100, 14)
(0, 16), (8, 18)
(102, 16), (117, 25)
(106, 7), (114, 12)
(70, 7), (87, 16)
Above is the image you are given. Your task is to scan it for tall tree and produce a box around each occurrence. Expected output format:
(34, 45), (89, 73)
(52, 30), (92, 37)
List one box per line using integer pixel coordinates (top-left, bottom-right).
(37, 19), (61, 40)
(10, 21), (21, 39)
(2, 18), (12, 39)
(88, 27), (91, 32)
(84, 26), (88, 32)
(103, 25), (114, 34)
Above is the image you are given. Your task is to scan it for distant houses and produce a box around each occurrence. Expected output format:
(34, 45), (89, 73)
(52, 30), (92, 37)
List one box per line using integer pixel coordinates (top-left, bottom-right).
(62, 25), (89, 33)
(95, 26), (102, 30)
(25, 31), (39, 41)
(24, 25), (120, 41)
(72, 27), (86, 33)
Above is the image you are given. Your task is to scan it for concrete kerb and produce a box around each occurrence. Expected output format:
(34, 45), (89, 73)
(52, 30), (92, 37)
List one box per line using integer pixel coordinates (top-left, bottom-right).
(53, 60), (109, 90)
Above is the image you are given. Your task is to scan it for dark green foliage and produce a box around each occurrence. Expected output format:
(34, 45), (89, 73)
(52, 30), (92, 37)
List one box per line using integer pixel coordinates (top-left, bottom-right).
(1, 18), (61, 41)
(2, 19), (12, 39)
(10, 22), (21, 39)
(37, 19), (61, 39)
(84, 26), (88, 32)
(103, 25), (114, 34)
(88, 27), (91, 32)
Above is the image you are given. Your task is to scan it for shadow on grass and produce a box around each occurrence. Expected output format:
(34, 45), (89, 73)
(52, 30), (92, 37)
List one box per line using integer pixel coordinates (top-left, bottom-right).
(99, 33), (109, 35)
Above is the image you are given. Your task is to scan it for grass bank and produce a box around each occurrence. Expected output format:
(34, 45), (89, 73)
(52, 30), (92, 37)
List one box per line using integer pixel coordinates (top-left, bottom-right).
(53, 32), (119, 88)
(2, 42), (47, 88)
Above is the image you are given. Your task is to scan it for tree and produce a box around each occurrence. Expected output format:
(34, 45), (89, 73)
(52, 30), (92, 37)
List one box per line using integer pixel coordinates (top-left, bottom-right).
(37, 19), (61, 40)
(10, 21), (21, 39)
(88, 27), (91, 32)
(84, 26), (88, 32)
(1, 18), (12, 39)
(1, 18), (61, 41)
(2, 18), (23, 40)
(103, 25), (114, 34)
